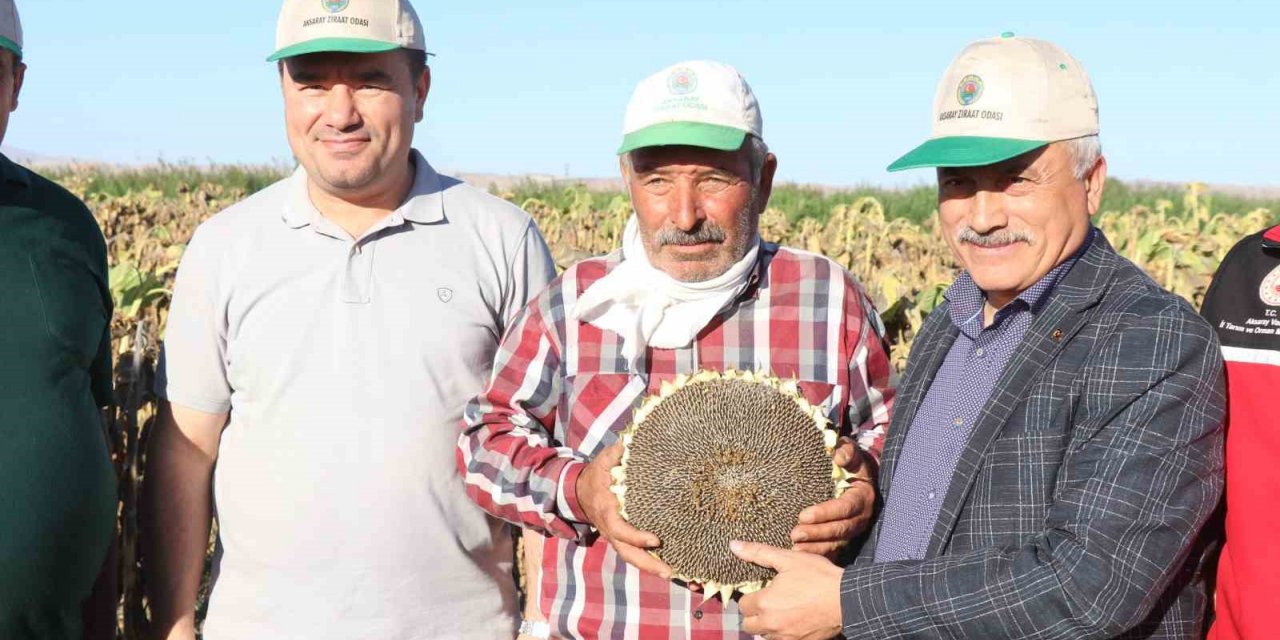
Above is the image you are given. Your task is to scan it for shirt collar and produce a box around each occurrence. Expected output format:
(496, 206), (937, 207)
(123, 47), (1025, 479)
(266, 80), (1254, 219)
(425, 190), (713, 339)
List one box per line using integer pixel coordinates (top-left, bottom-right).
(0, 153), (31, 189)
(742, 240), (777, 300)
(945, 227), (1096, 329)
(281, 149), (446, 230)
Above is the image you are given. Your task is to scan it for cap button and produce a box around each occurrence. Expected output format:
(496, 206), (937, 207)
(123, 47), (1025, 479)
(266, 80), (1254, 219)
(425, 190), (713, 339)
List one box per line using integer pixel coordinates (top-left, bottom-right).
(1001, 31), (1015, 38)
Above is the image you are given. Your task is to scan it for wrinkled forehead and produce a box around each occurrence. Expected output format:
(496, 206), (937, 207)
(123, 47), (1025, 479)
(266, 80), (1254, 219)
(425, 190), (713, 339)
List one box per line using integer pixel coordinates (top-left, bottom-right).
(627, 144), (751, 176)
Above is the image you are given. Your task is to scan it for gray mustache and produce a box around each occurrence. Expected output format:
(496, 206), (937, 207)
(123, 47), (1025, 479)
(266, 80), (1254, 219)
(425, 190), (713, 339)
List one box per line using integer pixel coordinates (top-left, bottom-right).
(957, 227), (1033, 247)
(655, 223), (727, 246)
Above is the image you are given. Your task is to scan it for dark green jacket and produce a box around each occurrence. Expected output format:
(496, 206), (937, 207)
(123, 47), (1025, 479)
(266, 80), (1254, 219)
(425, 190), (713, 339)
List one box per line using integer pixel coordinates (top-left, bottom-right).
(0, 154), (116, 640)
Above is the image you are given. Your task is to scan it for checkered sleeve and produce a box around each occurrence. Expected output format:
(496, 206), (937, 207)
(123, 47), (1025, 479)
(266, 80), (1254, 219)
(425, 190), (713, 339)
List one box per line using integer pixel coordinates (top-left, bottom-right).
(838, 300), (1226, 639)
(845, 276), (895, 463)
(457, 292), (592, 540)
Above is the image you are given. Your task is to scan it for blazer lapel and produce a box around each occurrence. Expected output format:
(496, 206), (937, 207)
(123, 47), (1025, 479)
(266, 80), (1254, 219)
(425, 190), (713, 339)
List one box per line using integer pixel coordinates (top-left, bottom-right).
(923, 233), (1120, 557)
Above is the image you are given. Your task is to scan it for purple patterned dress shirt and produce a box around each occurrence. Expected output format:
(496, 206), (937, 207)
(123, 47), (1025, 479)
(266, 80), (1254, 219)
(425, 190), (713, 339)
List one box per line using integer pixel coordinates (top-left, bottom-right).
(874, 231), (1094, 562)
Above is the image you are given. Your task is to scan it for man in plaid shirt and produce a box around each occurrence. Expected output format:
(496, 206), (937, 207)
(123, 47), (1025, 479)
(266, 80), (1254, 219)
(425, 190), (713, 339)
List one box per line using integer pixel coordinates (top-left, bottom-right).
(457, 60), (894, 639)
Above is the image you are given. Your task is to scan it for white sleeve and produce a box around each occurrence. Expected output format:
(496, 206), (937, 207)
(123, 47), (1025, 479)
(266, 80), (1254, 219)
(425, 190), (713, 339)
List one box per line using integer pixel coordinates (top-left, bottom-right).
(501, 219), (558, 330)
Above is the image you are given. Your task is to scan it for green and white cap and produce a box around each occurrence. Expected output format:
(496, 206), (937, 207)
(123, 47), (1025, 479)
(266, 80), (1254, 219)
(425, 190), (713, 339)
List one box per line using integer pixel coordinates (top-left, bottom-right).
(0, 0), (22, 60)
(268, 0), (425, 62)
(888, 33), (1098, 171)
(618, 60), (762, 155)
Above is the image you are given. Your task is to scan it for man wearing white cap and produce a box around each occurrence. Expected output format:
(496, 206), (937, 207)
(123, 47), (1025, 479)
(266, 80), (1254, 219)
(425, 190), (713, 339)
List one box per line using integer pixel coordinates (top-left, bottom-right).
(144, 0), (556, 638)
(0, 1), (119, 639)
(459, 60), (894, 639)
(731, 35), (1225, 639)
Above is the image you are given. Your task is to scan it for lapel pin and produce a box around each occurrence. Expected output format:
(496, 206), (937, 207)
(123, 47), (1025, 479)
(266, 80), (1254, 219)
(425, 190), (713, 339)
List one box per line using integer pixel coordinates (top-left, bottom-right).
(1051, 328), (1064, 341)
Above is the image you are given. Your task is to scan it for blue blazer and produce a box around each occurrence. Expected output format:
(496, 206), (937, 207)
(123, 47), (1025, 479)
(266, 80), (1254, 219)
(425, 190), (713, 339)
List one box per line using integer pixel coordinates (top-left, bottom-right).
(843, 232), (1226, 639)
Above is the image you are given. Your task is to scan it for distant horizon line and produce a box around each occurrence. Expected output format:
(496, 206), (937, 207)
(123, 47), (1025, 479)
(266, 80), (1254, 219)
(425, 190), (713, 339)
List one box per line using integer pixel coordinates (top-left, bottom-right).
(6, 145), (1279, 198)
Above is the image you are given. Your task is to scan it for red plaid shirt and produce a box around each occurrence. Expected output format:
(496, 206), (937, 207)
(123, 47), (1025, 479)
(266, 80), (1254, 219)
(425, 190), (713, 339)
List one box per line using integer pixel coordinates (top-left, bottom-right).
(458, 243), (895, 639)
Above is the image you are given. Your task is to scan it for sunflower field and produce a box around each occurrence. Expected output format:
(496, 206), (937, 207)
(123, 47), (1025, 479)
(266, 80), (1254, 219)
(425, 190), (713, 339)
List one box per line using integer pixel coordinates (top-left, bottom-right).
(46, 166), (1276, 637)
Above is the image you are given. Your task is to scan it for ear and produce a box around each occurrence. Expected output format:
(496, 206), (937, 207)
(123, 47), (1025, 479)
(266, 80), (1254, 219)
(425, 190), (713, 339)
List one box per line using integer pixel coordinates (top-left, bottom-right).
(755, 152), (778, 213)
(1084, 155), (1107, 217)
(414, 65), (431, 123)
(10, 60), (24, 112)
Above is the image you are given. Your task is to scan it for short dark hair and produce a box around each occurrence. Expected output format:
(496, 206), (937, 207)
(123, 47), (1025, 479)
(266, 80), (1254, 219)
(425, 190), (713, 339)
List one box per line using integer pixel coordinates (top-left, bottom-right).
(402, 48), (428, 79)
(0, 50), (19, 77)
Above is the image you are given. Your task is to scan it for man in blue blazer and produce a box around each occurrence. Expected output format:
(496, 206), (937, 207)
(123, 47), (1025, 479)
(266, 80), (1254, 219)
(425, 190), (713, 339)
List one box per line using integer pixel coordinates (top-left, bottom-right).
(731, 34), (1226, 640)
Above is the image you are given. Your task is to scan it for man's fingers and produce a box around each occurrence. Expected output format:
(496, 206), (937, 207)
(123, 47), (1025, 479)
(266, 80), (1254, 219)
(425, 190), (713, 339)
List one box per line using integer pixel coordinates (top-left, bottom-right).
(612, 539), (672, 579)
(739, 613), (764, 635)
(730, 539), (791, 571)
(603, 513), (660, 548)
(832, 436), (857, 468)
(791, 518), (855, 544)
(791, 541), (843, 558)
(738, 590), (761, 617)
(596, 441), (625, 467)
(579, 444), (628, 530)
(798, 494), (861, 525)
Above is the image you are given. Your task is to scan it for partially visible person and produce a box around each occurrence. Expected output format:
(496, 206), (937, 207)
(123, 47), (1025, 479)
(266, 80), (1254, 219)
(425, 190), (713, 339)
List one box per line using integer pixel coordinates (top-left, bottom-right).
(0, 1), (119, 638)
(1203, 224), (1280, 640)
(143, 1), (556, 638)
(517, 528), (552, 640)
(459, 60), (893, 639)
(731, 34), (1225, 640)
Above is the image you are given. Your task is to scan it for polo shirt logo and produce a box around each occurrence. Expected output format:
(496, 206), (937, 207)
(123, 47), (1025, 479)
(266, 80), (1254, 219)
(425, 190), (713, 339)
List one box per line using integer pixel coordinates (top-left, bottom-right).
(1261, 265), (1280, 307)
(437, 287), (453, 303)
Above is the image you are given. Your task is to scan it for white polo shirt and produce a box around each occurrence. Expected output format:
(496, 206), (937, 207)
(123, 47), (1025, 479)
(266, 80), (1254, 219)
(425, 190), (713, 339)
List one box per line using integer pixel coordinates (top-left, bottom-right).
(157, 150), (556, 640)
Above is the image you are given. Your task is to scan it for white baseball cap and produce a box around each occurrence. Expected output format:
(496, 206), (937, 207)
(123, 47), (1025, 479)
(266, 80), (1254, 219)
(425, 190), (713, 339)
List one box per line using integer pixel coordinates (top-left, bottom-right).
(888, 33), (1099, 171)
(0, 0), (21, 60)
(268, 0), (425, 62)
(618, 60), (763, 155)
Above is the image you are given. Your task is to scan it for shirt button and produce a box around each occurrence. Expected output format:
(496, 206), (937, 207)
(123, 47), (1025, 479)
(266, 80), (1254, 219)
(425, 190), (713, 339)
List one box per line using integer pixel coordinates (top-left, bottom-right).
(693, 610), (704, 620)
(928, 491), (936, 500)
(975, 347), (985, 357)
(953, 417), (964, 427)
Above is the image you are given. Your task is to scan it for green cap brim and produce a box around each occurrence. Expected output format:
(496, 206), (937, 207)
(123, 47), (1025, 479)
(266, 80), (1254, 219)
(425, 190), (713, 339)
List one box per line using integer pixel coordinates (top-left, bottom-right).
(0, 36), (21, 60)
(617, 121), (749, 155)
(886, 136), (1049, 172)
(267, 37), (402, 62)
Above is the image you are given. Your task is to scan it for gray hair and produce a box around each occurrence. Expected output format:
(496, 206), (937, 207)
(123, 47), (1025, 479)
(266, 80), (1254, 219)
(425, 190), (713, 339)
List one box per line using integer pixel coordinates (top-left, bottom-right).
(1064, 134), (1102, 181)
(620, 134), (771, 187)
(744, 135), (770, 185)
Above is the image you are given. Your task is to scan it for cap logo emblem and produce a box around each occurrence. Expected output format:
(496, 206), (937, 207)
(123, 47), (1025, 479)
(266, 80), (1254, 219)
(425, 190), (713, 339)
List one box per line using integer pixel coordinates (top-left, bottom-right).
(322, 0), (350, 13)
(438, 287), (454, 303)
(667, 68), (698, 96)
(1261, 265), (1280, 306)
(957, 74), (983, 106)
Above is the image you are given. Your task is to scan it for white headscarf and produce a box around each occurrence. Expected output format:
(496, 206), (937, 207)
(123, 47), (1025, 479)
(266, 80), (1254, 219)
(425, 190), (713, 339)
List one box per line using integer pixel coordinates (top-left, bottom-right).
(573, 216), (760, 369)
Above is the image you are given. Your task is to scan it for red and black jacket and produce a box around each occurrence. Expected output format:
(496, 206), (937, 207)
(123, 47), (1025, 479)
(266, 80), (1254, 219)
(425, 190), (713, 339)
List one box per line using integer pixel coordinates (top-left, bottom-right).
(1203, 224), (1280, 640)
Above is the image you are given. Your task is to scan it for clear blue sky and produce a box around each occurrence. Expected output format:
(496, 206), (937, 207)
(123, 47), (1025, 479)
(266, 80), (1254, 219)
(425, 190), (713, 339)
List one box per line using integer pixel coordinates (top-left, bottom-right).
(9, 0), (1278, 187)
